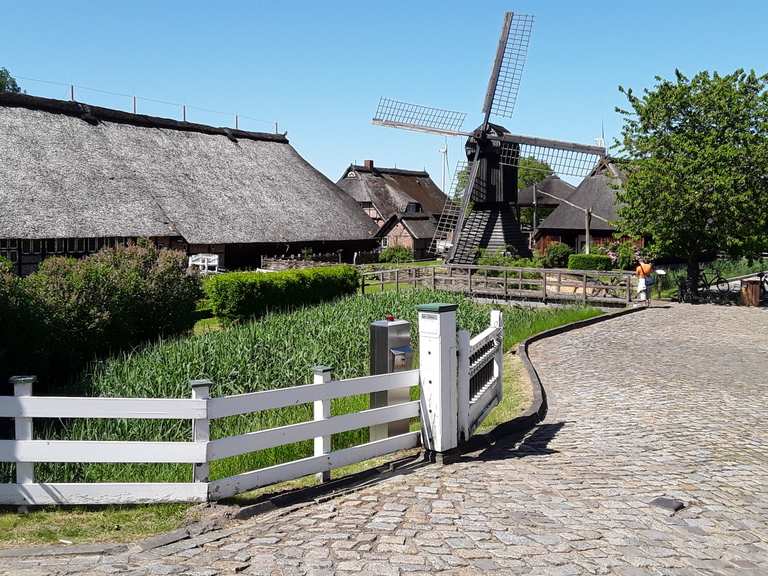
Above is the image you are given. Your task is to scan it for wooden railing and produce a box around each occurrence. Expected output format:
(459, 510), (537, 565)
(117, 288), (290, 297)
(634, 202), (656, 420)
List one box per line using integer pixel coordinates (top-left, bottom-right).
(361, 264), (635, 306)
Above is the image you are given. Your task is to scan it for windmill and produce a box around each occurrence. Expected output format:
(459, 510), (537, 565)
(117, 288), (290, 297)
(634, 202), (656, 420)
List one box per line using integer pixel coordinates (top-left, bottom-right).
(372, 11), (607, 263)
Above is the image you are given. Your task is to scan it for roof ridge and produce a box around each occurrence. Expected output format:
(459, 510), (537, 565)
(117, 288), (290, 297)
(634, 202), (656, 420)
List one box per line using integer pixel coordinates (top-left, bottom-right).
(0, 93), (288, 144)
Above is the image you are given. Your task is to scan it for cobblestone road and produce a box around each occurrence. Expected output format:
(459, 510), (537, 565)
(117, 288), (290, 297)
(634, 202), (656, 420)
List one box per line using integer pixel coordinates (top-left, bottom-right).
(5, 304), (768, 575)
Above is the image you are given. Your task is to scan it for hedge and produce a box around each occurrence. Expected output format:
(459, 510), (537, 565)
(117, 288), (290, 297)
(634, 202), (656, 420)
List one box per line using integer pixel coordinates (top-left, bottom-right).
(204, 265), (360, 321)
(0, 242), (202, 391)
(567, 253), (614, 271)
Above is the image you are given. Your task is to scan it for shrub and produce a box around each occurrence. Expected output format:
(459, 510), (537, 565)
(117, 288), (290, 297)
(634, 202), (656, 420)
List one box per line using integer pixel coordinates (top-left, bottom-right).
(567, 253), (614, 271)
(205, 265), (359, 321)
(476, 248), (544, 276)
(542, 242), (573, 268)
(0, 242), (201, 386)
(379, 245), (413, 263)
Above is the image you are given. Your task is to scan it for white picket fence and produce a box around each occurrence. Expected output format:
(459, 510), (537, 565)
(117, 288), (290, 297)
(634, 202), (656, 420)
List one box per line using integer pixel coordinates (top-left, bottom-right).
(0, 306), (502, 506)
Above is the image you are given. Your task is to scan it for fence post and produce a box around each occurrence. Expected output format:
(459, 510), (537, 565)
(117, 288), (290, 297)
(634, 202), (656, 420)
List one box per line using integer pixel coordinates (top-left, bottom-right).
(11, 376), (36, 502)
(467, 268), (472, 294)
(582, 272), (588, 304)
(361, 274), (366, 295)
(431, 266), (436, 290)
(542, 271), (548, 302)
(313, 366), (332, 483)
(504, 269), (508, 297)
(395, 268), (400, 292)
(625, 274), (631, 304)
(491, 310), (504, 404)
(457, 330), (470, 443)
(417, 303), (458, 455)
(190, 380), (211, 484)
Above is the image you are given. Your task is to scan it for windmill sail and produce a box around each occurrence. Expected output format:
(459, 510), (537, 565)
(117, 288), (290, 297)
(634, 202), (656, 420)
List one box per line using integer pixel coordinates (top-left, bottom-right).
(428, 160), (467, 256)
(372, 98), (469, 137)
(482, 12), (534, 121)
(498, 135), (606, 179)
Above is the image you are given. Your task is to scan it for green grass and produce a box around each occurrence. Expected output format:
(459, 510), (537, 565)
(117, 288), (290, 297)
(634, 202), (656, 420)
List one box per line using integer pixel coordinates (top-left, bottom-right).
(0, 503), (193, 548)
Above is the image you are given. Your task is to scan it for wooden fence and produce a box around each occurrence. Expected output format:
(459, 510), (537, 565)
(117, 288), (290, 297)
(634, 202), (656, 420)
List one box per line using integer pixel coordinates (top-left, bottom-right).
(1, 307), (501, 506)
(361, 264), (636, 307)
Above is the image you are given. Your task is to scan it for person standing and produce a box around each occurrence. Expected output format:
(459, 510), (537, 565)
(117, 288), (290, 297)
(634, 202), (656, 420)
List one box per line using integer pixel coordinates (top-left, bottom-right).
(635, 257), (653, 306)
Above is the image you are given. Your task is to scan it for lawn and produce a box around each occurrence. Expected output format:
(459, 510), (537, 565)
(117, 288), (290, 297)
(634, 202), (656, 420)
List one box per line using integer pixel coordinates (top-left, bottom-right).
(0, 289), (598, 547)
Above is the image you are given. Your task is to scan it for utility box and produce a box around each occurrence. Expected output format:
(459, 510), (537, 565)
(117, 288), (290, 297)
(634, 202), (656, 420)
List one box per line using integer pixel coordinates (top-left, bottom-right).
(369, 319), (413, 441)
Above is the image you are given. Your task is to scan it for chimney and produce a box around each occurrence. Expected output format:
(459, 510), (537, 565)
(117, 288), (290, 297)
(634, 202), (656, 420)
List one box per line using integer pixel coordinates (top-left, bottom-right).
(363, 159), (374, 170)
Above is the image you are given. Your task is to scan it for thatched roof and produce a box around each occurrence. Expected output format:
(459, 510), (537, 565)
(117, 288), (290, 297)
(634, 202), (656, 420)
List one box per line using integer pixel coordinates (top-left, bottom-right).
(536, 173), (621, 232)
(0, 94), (378, 243)
(336, 163), (446, 220)
(517, 174), (575, 207)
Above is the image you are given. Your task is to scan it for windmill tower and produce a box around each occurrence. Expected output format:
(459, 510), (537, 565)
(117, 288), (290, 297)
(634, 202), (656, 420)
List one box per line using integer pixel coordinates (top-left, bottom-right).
(372, 11), (607, 264)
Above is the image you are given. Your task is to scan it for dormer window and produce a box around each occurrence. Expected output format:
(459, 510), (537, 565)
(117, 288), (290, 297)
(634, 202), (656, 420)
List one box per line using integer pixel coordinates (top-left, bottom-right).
(405, 202), (422, 213)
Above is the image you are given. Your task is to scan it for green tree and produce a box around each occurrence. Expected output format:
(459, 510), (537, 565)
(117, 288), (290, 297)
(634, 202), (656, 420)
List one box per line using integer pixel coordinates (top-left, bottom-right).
(615, 69), (768, 293)
(518, 156), (553, 189)
(452, 156), (552, 196)
(0, 68), (21, 93)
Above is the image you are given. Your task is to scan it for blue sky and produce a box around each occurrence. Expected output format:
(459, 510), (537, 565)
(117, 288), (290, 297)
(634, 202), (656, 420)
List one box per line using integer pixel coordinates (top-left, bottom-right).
(3, 1), (767, 190)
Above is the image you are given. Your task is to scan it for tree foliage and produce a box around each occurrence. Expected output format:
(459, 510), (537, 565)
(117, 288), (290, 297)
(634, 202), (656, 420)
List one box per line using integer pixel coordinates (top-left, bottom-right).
(615, 69), (768, 289)
(0, 67), (21, 93)
(452, 155), (552, 197)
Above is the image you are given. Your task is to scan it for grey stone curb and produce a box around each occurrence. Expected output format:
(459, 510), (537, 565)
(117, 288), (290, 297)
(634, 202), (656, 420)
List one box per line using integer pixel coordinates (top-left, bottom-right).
(0, 542), (128, 558)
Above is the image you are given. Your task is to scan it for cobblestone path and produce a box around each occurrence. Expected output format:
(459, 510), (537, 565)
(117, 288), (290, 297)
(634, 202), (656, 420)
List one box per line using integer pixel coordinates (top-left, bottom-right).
(5, 305), (768, 575)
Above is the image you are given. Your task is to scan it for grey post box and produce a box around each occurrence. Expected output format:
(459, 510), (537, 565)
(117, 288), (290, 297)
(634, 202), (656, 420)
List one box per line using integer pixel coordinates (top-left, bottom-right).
(369, 318), (413, 441)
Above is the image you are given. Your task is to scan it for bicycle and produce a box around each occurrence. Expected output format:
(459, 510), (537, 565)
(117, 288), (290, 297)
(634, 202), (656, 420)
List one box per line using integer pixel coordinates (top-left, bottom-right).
(676, 269), (733, 304)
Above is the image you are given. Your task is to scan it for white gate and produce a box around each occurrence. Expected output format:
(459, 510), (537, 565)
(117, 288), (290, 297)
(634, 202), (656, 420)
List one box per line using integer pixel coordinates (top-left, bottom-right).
(458, 311), (504, 441)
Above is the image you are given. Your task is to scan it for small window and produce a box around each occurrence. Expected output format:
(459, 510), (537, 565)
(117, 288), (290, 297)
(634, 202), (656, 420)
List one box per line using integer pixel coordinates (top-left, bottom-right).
(33, 240), (42, 254)
(0, 239), (6, 249)
(380, 237), (388, 248)
(405, 202), (422, 213)
(22, 240), (32, 254)
(346, 171), (358, 179)
(46, 239), (56, 253)
(87, 238), (97, 252)
(67, 238), (76, 252)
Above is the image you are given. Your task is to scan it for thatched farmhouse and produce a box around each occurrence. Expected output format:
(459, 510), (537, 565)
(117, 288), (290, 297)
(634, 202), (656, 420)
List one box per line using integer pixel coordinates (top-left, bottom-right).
(533, 161), (636, 252)
(336, 161), (447, 259)
(0, 94), (378, 274)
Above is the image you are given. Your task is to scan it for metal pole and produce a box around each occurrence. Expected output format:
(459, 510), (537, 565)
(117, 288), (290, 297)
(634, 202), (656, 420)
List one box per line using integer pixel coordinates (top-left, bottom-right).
(70, 85), (75, 101)
(182, 105), (187, 122)
(132, 96), (137, 114)
(585, 210), (592, 254)
(235, 114), (239, 130)
(274, 121), (279, 134)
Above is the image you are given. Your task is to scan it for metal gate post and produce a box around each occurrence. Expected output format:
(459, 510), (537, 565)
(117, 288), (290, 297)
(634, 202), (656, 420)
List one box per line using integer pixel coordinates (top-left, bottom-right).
(417, 303), (458, 455)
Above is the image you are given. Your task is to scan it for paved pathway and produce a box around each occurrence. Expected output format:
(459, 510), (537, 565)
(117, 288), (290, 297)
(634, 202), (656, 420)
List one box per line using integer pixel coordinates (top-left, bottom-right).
(5, 304), (768, 575)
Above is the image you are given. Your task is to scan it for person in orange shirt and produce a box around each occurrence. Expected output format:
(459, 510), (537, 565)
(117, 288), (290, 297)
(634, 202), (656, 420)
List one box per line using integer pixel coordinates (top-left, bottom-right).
(635, 258), (653, 306)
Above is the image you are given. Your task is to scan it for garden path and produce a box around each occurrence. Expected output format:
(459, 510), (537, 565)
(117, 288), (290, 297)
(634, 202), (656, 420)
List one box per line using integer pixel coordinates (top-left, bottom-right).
(5, 304), (768, 575)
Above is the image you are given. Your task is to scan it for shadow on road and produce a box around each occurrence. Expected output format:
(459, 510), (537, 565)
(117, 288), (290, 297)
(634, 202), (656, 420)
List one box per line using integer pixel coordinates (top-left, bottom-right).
(470, 421), (566, 462)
